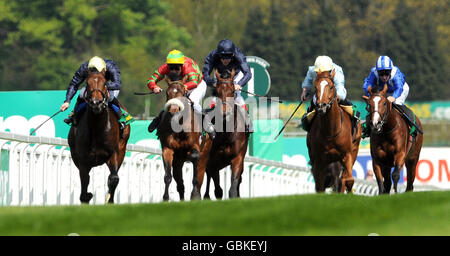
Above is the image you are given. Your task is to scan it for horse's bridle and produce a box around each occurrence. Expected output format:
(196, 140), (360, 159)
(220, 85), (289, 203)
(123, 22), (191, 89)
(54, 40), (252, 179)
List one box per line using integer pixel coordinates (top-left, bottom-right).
(216, 80), (235, 107)
(367, 95), (394, 133)
(85, 82), (108, 109)
(167, 80), (193, 106)
(315, 77), (337, 113)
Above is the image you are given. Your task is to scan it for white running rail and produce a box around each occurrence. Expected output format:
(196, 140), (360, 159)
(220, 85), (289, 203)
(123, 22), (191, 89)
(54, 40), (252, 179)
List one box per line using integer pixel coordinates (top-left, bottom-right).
(0, 132), (438, 206)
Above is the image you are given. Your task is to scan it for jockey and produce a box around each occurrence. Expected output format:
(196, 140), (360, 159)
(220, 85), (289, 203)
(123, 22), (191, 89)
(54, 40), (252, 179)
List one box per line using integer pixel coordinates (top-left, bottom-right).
(60, 56), (133, 129)
(146, 49), (214, 137)
(361, 55), (421, 138)
(300, 56), (354, 132)
(202, 39), (253, 134)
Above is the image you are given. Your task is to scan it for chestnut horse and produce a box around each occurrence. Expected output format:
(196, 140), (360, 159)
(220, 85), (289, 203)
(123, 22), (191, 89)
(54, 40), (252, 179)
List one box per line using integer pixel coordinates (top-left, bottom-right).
(156, 72), (202, 201)
(68, 70), (131, 204)
(307, 70), (361, 193)
(362, 85), (423, 194)
(194, 69), (249, 199)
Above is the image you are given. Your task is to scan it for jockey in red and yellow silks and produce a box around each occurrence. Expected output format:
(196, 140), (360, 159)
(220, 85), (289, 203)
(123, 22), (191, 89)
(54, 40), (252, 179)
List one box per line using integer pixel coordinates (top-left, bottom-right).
(147, 54), (203, 91)
(146, 50), (215, 138)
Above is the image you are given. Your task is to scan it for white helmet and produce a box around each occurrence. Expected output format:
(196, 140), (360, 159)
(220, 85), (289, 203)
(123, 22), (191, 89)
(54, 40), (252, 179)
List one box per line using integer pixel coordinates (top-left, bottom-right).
(314, 56), (334, 73)
(88, 56), (106, 72)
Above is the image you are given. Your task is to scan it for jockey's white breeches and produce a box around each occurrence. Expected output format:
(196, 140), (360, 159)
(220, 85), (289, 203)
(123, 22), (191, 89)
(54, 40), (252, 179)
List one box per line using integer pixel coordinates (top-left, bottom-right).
(188, 80), (207, 114)
(389, 82), (409, 105)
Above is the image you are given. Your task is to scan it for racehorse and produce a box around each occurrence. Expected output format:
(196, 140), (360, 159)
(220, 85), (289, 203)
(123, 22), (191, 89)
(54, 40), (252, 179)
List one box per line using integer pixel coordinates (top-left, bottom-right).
(307, 70), (362, 193)
(193, 69), (249, 199)
(68, 70), (130, 204)
(362, 84), (423, 193)
(156, 71), (202, 201)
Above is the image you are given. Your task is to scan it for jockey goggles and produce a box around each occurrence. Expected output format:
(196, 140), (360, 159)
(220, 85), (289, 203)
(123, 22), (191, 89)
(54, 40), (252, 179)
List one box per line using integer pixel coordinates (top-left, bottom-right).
(220, 53), (233, 60)
(378, 70), (391, 76)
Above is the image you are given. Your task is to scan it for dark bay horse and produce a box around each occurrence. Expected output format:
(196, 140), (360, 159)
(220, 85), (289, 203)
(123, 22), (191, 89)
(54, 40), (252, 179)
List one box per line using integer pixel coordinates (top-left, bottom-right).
(194, 69), (249, 199)
(156, 72), (202, 201)
(68, 70), (130, 204)
(362, 85), (423, 194)
(307, 70), (361, 193)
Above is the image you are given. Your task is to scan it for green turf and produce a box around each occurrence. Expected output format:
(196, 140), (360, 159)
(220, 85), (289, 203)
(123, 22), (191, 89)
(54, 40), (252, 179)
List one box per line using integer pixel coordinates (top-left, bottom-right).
(0, 191), (449, 236)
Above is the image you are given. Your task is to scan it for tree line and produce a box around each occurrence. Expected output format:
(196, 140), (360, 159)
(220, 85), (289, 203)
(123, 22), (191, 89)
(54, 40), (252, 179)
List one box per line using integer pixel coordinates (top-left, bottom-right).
(0, 0), (448, 117)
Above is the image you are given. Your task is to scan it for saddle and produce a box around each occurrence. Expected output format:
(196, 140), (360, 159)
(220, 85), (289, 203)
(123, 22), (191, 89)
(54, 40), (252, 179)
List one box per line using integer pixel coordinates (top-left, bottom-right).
(393, 104), (423, 136)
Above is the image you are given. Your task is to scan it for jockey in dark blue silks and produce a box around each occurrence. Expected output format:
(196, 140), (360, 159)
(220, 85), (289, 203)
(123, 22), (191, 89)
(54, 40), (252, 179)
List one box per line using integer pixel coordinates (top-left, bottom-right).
(202, 39), (254, 135)
(361, 55), (421, 138)
(60, 56), (133, 129)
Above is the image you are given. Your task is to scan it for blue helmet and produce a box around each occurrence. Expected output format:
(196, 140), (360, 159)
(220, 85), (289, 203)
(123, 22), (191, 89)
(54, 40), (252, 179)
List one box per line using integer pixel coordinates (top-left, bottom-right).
(376, 56), (393, 71)
(217, 39), (235, 56)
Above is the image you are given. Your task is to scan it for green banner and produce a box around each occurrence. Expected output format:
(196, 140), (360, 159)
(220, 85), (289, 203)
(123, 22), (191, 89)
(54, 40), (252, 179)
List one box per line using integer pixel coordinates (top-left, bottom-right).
(0, 90), (77, 138)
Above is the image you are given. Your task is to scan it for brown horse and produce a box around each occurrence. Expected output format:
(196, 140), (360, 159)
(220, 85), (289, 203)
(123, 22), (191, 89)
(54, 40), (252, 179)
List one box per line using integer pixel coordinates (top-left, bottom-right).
(156, 72), (202, 201)
(307, 70), (361, 193)
(194, 69), (249, 199)
(68, 70), (131, 204)
(362, 85), (423, 194)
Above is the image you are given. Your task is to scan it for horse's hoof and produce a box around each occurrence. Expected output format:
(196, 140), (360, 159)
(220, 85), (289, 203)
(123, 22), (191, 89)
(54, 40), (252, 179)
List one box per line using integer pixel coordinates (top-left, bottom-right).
(163, 195), (169, 201)
(105, 193), (114, 204)
(190, 191), (201, 200)
(80, 193), (93, 204)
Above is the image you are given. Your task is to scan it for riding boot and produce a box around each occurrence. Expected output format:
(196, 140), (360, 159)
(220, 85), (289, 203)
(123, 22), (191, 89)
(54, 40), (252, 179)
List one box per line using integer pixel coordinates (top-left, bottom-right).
(109, 97), (127, 130)
(64, 97), (84, 126)
(202, 110), (216, 140)
(148, 110), (164, 133)
(361, 114), (371, 139)
(394, 104), (423, 135)
(300, 101), (315, 132)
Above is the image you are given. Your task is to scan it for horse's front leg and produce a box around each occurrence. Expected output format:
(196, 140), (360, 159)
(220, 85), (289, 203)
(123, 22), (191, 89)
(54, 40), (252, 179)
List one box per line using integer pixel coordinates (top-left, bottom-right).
(162, 148), (174, 201)
(189, 149), (201, 200)
(105, 154), (121, 204)
(341, 153), (355, 193)
(79, 165), (93, 204)
(229, 156), (244, 198)
(392, 152), (406, 193)
(372, 160), (385, 194)
(172, 158), (185, 201)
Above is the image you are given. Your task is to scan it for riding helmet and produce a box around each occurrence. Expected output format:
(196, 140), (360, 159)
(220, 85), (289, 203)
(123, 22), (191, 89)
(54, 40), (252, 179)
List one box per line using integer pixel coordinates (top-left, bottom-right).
(314, 56), (334, 73)
(88, 56), (107, 72)
(166, 50), (185, 65)
(217, 39), (236, 55)
(376, 56), (393, 71)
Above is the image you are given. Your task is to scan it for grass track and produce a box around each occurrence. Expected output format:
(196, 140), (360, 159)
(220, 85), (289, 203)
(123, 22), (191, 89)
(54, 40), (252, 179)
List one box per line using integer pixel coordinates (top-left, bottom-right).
(0, 191), (449, 236)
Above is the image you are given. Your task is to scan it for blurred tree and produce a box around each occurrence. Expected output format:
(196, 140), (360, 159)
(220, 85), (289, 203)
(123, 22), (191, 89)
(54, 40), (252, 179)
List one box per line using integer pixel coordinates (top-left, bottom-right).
(241, 6), (268, 58)
(0, 0), (192, 116)
(383, 0), (446, 100)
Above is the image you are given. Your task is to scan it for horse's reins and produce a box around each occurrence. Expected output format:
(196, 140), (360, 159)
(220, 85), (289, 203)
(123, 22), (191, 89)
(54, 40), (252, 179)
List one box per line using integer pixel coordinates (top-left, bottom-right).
(167, 80), (193, 106)
(314, 76), (342, 138)
(86, 84), (109, 108)
(368, 94), (398, 134)
(216, 80), (235, 107)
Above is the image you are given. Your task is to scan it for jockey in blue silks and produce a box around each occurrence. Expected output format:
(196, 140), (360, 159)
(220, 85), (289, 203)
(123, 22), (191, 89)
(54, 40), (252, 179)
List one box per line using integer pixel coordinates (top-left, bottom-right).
(60, 56), (133, 129)
(361, 55), (420, 138)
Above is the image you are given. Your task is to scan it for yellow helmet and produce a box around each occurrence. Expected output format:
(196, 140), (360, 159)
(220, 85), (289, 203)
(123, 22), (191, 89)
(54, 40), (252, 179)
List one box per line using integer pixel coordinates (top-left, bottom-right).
(314, 56), (333, 73)
(166, 50), (185, 65)
(88, 56), (107, 72)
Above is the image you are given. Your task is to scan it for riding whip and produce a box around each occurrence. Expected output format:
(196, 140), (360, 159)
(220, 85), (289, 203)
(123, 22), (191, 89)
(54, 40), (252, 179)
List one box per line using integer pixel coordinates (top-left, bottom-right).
(273, 101), (304, 141)
(239, 89), (283, 103)
(134, 91), (155, 95)
(29, 110), (62, 136)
